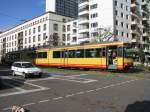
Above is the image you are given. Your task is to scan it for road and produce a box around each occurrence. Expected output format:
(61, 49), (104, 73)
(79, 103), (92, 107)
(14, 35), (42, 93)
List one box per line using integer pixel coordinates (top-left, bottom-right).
(0, 66), (150, 112)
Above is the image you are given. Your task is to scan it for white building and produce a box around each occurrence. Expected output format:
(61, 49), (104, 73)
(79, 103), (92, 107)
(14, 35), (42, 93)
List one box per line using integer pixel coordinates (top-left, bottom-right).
(65, 20), (79, 45)
(65, 0), (149, 44)
(46, 0), (78, 18)
(0, 11), (72, 61)
(68, 0), (133, 44)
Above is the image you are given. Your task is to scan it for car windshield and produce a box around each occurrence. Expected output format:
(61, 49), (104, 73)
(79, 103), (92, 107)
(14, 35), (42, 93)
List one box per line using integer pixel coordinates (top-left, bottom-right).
(22, 63), (34, 68)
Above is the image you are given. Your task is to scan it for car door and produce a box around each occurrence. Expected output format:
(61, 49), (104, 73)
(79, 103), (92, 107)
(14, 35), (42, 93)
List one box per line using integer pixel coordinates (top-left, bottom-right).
(12, 63), (17, 72)
(16, 63), (24, 76)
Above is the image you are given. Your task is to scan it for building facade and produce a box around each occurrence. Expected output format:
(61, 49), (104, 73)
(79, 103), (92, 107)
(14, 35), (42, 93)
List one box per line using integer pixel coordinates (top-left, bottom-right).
(0, 12), (72, 61)
(46, 0), (78, 18)
(130, 0), (150, 63)
(65, 0), (150, 63)
(65, 20), (79, 45)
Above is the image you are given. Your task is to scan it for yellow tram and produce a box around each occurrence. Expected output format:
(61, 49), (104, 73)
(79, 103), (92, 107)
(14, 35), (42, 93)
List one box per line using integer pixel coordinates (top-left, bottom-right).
(35, 42), (133, 70)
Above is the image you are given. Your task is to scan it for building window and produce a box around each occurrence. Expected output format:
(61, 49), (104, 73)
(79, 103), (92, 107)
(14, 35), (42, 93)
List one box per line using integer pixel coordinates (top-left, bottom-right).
(127, 33), (129, 38)
(91, 13), (98, 18)
(67, 34), (70, 41)
(121, 3), (123, 9)
(126, 15), (129, 19)
(126, 24), (129, 29)
(121, 22), (124, 27)
(116, 20), (118, 26)
(43, 24), (47, 31)
(54, 24), (58, 31)
(63, 25), (66, 32)
(122, 32), (124, 37)
(115, 10), (118, 16)
(67, 25), (70, 31)
(115, 30), (118, 35)
(90, 4), (98, 9)
(38, 35), (41, 41)
(115, 1), (117, 6)
(62, 34), (66, 41)
(33, 36), (36, 42)
(126, 6), (128, 11)
(43, 33), (47, 40)
(29, 37), (31, 43)
(121, 12), (124, 18)
(25, 38), (27, 44)
(91, 22), (98, 28)
(29, 29), (31, 35)
(38, 26), (41, 32)
(72, 37), (77, 42)
(25, 30), (27, 36)
(33, 28), (36, 34)
(73, 22), (77, 27)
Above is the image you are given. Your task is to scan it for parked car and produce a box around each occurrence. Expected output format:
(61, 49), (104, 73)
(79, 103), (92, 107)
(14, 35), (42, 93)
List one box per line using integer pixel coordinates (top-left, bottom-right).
(11, 62), (42, 78)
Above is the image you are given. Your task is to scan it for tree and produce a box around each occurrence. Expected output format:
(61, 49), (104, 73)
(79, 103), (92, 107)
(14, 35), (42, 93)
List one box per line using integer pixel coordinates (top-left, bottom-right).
(138, 46), (145, 64)
(47, 33), (61, 47)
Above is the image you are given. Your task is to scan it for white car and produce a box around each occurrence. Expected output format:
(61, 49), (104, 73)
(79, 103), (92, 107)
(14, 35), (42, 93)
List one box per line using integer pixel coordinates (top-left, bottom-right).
(11, 62), (42, 78)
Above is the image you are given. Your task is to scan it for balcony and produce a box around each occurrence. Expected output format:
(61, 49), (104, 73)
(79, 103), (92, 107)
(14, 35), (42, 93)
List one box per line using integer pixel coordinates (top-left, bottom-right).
(131, 12), (141, 19)
(131, 1), (138, 8)
(142, 1), (147, 6)
(131, 38), (138, 43)
(142, 17), (149, 21)
(131, 4), (137, 8)
(79, 28), (89, 33)
(79, 10), (89, 16)
(143, 32), (148, 37)
(144, 48), (149, 53)
(79, 0), (89, 7)
(78, 18), (89, 25)
(131, 21), (137, 25)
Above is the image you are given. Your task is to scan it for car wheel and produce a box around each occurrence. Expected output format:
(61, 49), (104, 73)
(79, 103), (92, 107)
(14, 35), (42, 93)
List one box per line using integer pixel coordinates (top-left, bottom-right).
(23, 73), (28, 79)
(38, 73), (42, 78)
(12, 71), (16, 76)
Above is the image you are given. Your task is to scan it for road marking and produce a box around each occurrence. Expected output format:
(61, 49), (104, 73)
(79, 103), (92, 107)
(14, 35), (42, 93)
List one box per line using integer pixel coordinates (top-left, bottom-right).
(62, 74), (88, 78)
(53, 97), (63, 100)
(76, 91), (85, 95)
(86, 90), (95, 93)
(65, 94), (75, 98)
(39, 99), (50, 103)
(27, 77), (57, 82)
(2, 79), (139, 111)
(54, 76), (97, 84)
(0, 69), (11, 72)
(0, 77), (50, 98)
(3, 107), (12, 111)
(23, 103), (35, 107)
(26, 74), (96, 84)
(3, 82), (26, 91)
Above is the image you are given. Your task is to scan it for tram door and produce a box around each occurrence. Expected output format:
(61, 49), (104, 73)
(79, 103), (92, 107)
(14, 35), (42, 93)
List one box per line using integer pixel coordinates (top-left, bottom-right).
(62, 50), (68, 67)
(107, 46), (118, 69)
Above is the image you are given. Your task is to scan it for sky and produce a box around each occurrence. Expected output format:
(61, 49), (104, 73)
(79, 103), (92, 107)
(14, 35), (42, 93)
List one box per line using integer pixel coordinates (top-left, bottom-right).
(0, 0), (45, 31)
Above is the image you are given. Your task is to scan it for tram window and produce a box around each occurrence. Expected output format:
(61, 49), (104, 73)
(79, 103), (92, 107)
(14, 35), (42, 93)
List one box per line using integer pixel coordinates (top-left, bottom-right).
(68, 50), (76, 58)
(64, 51), (68, 58)
(43, 52), (47, 58)
(37, 52), (47, 58)
(96, 48), (106, 57)
(76, 49), (84, 58)
(53, 51), (61, 58)
(118, 47), (123, 57)
(85, 49), (96, 58)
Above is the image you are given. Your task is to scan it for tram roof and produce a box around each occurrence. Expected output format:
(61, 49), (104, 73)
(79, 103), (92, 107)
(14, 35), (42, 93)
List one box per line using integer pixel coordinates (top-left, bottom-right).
(37, 41), (129, 51)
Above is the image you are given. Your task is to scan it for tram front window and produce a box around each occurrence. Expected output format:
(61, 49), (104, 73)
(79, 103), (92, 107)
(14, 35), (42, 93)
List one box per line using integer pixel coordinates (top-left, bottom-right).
(124, 46), (133, 58)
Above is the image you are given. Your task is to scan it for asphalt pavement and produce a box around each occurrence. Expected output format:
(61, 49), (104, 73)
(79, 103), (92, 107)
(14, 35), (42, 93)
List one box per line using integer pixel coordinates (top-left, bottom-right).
(0, 66), (150, 112)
